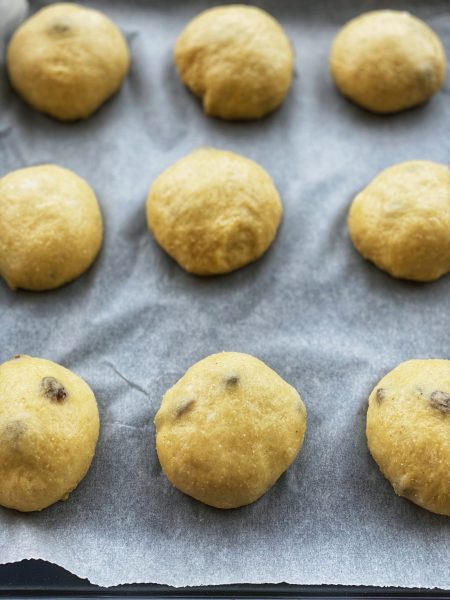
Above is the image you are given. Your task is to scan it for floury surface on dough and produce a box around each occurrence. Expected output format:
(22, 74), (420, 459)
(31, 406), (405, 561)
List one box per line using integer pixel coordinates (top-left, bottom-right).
(7, 2), (130, 120)
(330, 10), (446, 113)
(0, 164), (103, 291)
(366, 360), (450, 516)
(155, 352), (306, 509)
(147, 148), (282, 275)
(0, 355), (100, 512)
(348, 160), (450, 282)
(175, 5), (294, 120)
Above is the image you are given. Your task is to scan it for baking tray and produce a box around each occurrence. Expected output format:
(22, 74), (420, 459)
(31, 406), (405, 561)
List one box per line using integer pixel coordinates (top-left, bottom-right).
(1, 0), (449, 594)
(1, 561), (449, 599)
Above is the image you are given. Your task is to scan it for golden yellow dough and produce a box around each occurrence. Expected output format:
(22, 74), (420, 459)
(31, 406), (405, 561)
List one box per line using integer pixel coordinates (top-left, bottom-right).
(348, 161), (450, 282)
(147, 148), (282, 275)
(0, 355), (100, 512)
(155, 352), (306, 509)
(330, 10), (446, 113)
(175, 5), (294, 120)
(367, 360), (450, 516)
(0, 164), (103, 292)
(7, 3), (130, 121)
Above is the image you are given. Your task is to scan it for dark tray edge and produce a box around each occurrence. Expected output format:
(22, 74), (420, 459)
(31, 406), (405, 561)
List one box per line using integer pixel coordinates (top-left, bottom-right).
(0, 560), (449, 599)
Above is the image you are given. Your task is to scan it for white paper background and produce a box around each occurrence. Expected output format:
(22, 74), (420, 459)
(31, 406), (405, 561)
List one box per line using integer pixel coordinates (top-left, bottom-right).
(0, 0), (449, 589)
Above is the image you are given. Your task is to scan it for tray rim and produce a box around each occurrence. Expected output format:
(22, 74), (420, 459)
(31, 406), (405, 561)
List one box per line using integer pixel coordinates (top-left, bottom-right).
(0, 560), (449, 599)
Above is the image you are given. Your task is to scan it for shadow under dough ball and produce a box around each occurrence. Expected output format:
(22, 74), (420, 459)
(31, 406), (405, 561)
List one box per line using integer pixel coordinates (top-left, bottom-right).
(348, 160), (450, 282)
(0, 355), (100, 512)
(330, 10), (446, 113)
(367, 360), (450, 516)
(154, 352), (307, 509)
(175, 5), (294, 120)
(0, 164), (103, 291)
(7, 2), (130, 120)
(146, 148), (282, 275)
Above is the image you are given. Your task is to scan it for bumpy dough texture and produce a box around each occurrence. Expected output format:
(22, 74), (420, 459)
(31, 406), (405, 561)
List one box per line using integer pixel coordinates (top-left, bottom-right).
(0, 164), (103, 291)
(366, 360), (450, 516)
(348, 161), (450, 282)
(147, 148), (282, 275)
(0, 355), (100, 512)
(7, 3), (130, 120)
(155, 352), (306, 509)
(175, 5), (294, 120)
(330, 10), (446, 113)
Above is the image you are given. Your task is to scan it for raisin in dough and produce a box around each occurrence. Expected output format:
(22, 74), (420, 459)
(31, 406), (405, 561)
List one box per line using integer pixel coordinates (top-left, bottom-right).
(348, 161), (450, 281)
(175, 5), (294, 120)
(155, 352), (306, 509)
(367, 360), (450, 516)
(0, 164), (103, 291)
(146, 148), (282, 275)
(330, 10), (446, 113)
(7, 3), (130, 120)
(0, 355), (100, 512)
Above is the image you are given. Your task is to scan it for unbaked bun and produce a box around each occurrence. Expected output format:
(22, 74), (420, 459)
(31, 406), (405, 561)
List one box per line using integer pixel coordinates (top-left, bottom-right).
(175, 5), (294, 120)
(7, 2), (130, 120)
(155, 352), (306, 509)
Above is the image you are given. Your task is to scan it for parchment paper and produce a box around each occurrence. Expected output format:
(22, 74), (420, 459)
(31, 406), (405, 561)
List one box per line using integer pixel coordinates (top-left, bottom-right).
(0, 0), (449, 589)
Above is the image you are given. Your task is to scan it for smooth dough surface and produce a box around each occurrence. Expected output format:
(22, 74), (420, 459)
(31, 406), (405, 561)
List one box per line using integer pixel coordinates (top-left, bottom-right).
(0, 164), (103, 291)
(0, 355), (100, 512)
(175, 5), (294, 120)
(330, 10), (446, 113)
(147, 148), (282, 275)
(155, 352), (306, 509)
(348, 161), (450, 282)
(7, 3), (130, 120)
(366, 360), (450, 516)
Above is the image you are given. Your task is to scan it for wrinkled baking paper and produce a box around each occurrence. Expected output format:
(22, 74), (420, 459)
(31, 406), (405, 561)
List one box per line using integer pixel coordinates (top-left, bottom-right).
(0, 0), (449, 589)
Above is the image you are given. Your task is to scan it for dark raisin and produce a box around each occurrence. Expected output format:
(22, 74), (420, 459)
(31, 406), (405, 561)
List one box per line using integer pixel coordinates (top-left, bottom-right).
(376, 388), (386, 404)
(51, 22), (71, 33)
(175, 399), (195, 418)
(41, 377), (67, 402)
(225, 375), (239, 386)
(396, 484), (415, 501)
(430, 391), (450, 414)
(416, 65), (434, 85)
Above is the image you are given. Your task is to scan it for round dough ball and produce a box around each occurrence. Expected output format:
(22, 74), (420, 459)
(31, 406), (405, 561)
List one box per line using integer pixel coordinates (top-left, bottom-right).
(0, 164), (103, 291)
(0, 354), (100, 512)
(348, 160), (450, 282)
(155, 352), (306, 509)
(7, 3), (130, 121)
(147, 148), (282, 275)
(330, 10), (446, 113)
(175, 5), (294, 120)
(367, 360), (450, 516)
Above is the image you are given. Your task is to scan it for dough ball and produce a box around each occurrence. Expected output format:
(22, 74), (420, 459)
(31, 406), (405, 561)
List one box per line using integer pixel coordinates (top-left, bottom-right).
(147, 148), (282, 275)
(348, 160), (450, 282)
(155, 352), (306, 509)
(330, 10), (446, 113)
(175, 5), (294, 120)
(367, 360), (450, 516)
(7, 2), (130, 120)
(0, 164), (103, 291)
(0, 354), (100, 512)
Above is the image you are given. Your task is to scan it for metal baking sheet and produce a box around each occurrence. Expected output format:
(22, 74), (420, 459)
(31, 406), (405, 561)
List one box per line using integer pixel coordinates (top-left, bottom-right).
(0, 0), (449, 590)
(1, 560), (450, 599)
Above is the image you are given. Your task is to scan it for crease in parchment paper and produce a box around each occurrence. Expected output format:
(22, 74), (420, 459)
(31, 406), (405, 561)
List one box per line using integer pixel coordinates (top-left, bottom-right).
(103, 360), (150, 399)
(0, 0), (449, 590)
